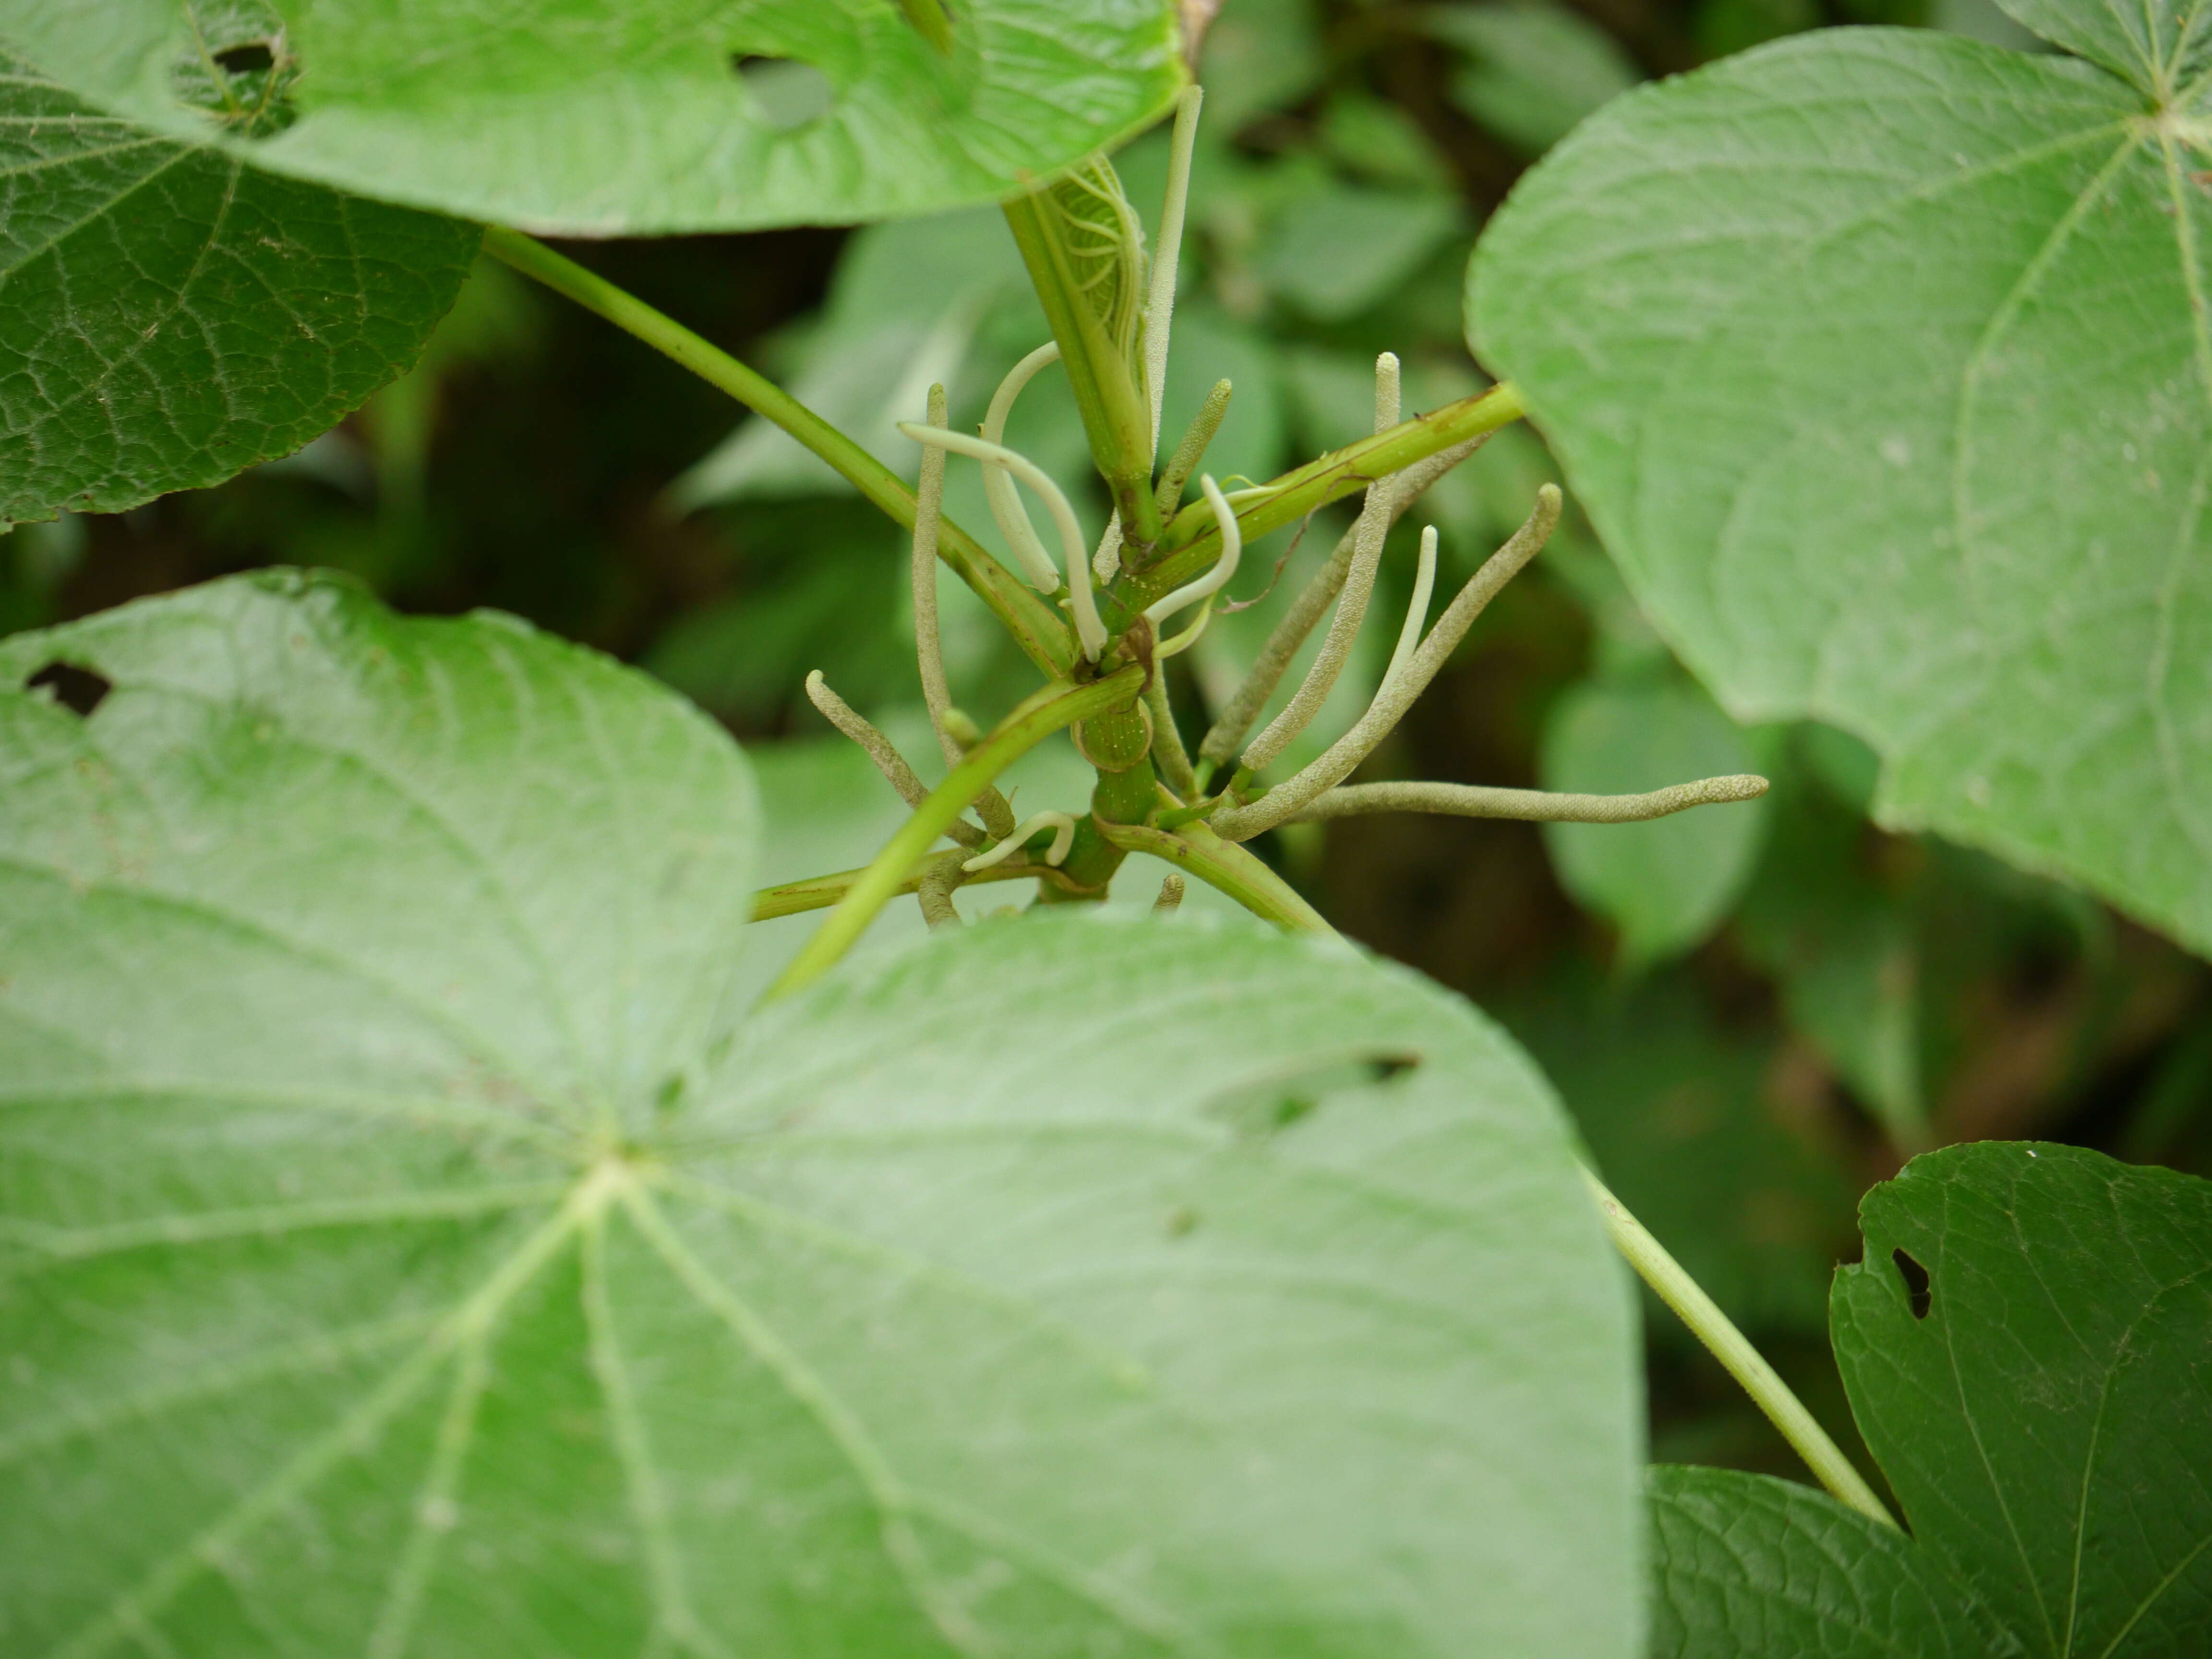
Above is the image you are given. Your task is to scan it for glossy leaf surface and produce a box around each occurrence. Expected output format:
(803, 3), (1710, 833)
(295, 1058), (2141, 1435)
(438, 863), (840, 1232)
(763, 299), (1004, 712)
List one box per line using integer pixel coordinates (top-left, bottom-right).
(0, 573), (1640, 1658)
(1470, 20), (2212, 951)
(11, 0), (1186, 234)
(0, 52), (476, 522)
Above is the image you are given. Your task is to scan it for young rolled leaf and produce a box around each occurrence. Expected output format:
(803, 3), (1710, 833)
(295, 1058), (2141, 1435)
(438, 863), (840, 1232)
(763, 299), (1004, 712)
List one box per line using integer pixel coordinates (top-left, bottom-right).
(1832, 1142), (2212, 1659)
(0, 574), (1642, 1657)
(1470, 17), (2212, 953)
(1646, 1466), (1995, 1659)
(0, 52), (478, 523)
(12, 0), (1187, 235)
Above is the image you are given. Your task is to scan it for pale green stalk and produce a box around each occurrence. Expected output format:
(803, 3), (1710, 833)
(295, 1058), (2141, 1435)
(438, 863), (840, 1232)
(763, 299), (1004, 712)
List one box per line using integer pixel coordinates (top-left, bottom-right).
(1093, 819), (1331, 932)
(483, 226), (1076, 676)
(1383, 525), (1438, 692)
(803, 671), (984, 848)
(1142, 84), (1204, 455)
(1582, 1168), (1899, 1528)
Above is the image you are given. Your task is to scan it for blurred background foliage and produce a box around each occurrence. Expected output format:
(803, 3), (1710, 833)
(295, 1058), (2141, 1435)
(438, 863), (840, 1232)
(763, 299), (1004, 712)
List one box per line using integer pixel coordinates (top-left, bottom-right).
(9, 0), (2202, 1498)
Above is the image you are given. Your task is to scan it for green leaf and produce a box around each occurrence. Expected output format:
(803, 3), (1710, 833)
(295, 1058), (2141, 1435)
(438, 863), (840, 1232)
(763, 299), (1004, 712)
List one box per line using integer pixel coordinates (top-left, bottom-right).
(1254, 182), (1464, 321)
(1645, 1465), (1998, 1659)
(0, 574), (1643, 1657)
(12, 0), (1186, 235)
(1424, 1), (1640, 155)
(1539, 675), (1770, 964)
(1991, 0), (2210, 91)
(0, 51), (477, 523)
(1832, 1142), (2212, 1659)
(1469, 25), (2212, 953)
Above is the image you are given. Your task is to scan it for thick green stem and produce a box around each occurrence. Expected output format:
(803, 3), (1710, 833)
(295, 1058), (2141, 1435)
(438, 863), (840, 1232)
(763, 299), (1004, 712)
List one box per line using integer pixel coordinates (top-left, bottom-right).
(1582, 1168), (1900, 1528)
(767, 667), (1144, 996)
(1000, 192), (1162, 550)
(484, 227), (1076, 676)
(1124, 383), (1528, 610)
(1094, 820), (1331, 932)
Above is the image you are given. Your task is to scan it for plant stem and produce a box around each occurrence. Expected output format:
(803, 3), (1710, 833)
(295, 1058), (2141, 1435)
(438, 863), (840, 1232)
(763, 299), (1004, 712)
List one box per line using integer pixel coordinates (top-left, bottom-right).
(1581, 1168), (1901, 1529)
(1093, 820), (1330, 932)
(767, 666), (1144, 996)
(483, 227), (1076, 676)
(751, 858), (1053, 921)
(1000, 192), (1161, 549)
(1124, 382), (1527, 610)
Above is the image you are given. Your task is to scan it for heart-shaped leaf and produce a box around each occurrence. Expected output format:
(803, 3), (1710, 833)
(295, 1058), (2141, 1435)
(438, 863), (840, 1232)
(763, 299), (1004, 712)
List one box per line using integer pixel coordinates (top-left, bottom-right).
(0, 52), (478, 522)
(1468, 20), (2212, 951)
(0, 572), (1641, 1658)
(1645, 1465), (1996, 1659)
(10, 0), (1187, 235)
(1833, 1142), (2212, 1659)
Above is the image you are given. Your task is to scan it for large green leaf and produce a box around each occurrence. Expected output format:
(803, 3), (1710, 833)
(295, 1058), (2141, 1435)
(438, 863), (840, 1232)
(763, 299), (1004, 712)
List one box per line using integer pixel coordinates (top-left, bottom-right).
(8, 0), (1186, 235)
(1468, 20), (2212, 953)
(1645, 1466), (1997, 1659)
(0, 573), (1641, 1657)
(1832, 1143), (2212, 1658)
(0, 51), (476, 523)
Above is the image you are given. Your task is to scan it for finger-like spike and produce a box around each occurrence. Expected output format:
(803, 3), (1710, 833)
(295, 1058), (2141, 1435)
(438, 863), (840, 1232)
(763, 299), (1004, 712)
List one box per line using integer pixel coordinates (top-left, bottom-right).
(1143, 475), (1242, 628)
(1382, 525), (1438, 694)
(1194, 432), (1492, 769)
(962, 810), (1080, 872)
(1238, 351), (1404, 774)
(1284, 774), (1771, 825)
(1154, 377), (1232, 521)
(1143, 85), (1204, 459)
(1153, 873), (1186, 914)
(805, 670), (986, 847)
(978, 343), (1068, 592)
(900, 422), (1108, 660)
(1212, 484), (1563, 842)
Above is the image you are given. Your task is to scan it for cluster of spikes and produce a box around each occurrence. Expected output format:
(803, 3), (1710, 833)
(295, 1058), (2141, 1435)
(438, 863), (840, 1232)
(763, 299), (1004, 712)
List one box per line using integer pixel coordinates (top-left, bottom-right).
(805, 86), (1766, 926)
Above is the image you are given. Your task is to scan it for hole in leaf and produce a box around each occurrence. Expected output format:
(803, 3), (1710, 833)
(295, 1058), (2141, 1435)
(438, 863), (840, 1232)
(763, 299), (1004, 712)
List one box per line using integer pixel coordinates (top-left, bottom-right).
(731, 55), (834, 131)
(1202, 1052), (1420, 1142)
(169, 12), (300, 140)
(213, 42), (276, 75)
(1892, 1248), (1932, 1319)
(24, 661), (112, 718)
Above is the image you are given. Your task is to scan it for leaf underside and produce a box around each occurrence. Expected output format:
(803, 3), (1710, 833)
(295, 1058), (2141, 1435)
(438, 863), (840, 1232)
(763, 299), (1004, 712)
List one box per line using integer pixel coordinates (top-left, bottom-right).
(8, 0), (1187, 235)
(0, 573), (1640, 1659)
(1469, 13), (2212, 952)
(1830, 1142), (2212, 1659)
(0, 51), (478, 522)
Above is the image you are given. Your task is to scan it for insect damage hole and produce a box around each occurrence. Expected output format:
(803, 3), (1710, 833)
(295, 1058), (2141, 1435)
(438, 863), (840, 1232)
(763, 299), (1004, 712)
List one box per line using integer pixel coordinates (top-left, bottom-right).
(731, 55), (834, 131)
(213, 42), (276, 75)
(1891, 1248), (1932, 1319)
(24, 660), (111, 718)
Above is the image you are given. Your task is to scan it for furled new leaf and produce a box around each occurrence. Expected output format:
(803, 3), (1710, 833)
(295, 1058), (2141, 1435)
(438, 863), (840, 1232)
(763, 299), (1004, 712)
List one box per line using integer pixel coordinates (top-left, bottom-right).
(0, 572), (1641, 1658)
(1645, 1465), (1996, 1659)
(10, 0), (1186, 235)
(1832, 1142), (2212, 1658)
(1469, 19), (2212, 952)
(0, 52), (477, 523)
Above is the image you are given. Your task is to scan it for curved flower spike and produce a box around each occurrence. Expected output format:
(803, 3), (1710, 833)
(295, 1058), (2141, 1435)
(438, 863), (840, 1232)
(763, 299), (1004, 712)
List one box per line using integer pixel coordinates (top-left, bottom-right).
(1382, 525), (1438, 693)
(961, 810), (1079, 873)
(898, 422), (1108, 660)
(1143, 474), (1242, 629)
(979, 342), (1066, 593)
